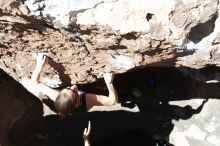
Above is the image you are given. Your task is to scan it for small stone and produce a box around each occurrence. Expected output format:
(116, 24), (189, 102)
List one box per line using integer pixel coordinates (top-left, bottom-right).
(18, 5), (29, 15)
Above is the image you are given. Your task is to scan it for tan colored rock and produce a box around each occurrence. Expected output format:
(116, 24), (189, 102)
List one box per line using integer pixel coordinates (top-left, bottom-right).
(0, 0), (220, 85)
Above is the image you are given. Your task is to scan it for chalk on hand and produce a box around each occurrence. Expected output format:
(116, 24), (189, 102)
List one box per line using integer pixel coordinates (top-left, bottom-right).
(32, 52), (49, 59)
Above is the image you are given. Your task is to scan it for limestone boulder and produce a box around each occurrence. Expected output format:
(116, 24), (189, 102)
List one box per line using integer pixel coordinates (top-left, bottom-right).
(0, 0), (220, 86)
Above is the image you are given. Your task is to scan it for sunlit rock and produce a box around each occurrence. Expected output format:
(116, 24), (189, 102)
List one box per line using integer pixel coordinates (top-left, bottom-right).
(0, 0), (219, 84)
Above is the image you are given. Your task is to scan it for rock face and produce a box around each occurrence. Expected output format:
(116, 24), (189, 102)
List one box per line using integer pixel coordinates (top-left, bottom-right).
(0, 0), (220, 85)
(169, 99), (220, 146)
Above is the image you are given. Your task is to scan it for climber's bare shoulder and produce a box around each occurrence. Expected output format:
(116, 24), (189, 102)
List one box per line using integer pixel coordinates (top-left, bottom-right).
(21, 77), (59, 101)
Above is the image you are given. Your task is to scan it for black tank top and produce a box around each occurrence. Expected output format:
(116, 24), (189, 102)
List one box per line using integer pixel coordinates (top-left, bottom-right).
(71, 90), (87, 113)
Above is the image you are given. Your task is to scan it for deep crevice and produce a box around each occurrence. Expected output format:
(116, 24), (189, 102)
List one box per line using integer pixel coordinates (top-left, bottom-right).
(188, 14), (218, 43)
(121, 32), (139, 40)
(146, 13), (154, 22)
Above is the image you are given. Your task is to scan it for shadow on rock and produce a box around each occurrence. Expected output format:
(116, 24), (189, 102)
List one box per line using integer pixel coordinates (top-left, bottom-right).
(7, 66), (216, 146)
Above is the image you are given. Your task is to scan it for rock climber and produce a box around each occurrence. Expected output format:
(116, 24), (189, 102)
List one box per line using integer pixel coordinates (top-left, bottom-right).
(21, 54), (119, 118)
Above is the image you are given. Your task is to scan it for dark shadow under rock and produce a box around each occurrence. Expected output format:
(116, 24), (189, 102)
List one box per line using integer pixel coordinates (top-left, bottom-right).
(0, 66), (219, 146)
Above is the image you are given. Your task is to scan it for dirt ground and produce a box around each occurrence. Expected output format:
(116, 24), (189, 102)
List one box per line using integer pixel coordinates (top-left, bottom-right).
(0, 66), (220, 146)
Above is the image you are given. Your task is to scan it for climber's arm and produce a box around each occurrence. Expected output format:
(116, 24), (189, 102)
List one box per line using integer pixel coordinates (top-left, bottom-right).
(21, 77), (59, 101)
(85, 73), (118, 110)
(21, 55), (59, 101)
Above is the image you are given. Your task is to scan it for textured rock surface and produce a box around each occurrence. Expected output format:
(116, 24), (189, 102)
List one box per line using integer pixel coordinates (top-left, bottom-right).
(0, 0), (220, 85)
(1, 1), (220, 146)
(177, 2), (220, 69)
(169, 99), (220, 146)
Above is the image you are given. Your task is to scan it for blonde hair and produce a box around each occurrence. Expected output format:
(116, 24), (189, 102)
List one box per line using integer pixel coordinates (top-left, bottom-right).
(54, 91), (76, 117)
